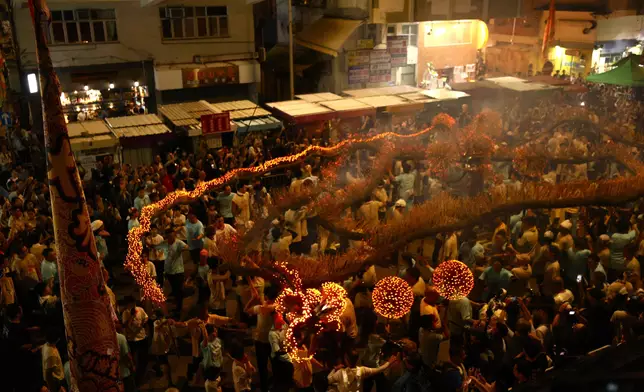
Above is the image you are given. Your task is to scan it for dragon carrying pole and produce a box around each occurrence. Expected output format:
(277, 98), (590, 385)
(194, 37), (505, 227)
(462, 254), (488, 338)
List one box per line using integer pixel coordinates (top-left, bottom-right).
(28, 0), (121, 390)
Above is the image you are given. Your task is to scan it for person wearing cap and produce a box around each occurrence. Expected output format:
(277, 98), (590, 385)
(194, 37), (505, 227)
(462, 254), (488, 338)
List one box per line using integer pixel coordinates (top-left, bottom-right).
(556, 220), (573, 252)
(92, 220), (109, 266)
(268, 312), (293, 391)
(389, 199), (406, 224)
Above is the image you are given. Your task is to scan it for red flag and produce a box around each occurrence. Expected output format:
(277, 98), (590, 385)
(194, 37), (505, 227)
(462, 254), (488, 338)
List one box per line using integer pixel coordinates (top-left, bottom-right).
(541, 0), (556, 58)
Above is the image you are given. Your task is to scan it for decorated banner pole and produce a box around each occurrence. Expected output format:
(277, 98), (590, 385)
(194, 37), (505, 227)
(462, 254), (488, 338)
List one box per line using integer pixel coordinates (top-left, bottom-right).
(28, 0), (120, 390)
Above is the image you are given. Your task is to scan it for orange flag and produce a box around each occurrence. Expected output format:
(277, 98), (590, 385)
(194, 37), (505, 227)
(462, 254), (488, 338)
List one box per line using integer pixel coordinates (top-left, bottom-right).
(541, 0), (556, 58)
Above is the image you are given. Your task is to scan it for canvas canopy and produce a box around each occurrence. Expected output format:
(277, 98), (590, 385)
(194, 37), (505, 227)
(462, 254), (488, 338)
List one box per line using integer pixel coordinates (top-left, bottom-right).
(586, 55), (644, 87)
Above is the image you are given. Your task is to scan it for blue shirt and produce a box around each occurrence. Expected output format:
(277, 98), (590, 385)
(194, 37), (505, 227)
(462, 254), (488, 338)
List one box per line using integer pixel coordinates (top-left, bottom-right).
(165, 240), (186, 274)
(186, 220), (204, 250)
(216, 193), (235, 218)
(566, 248), (591, 281)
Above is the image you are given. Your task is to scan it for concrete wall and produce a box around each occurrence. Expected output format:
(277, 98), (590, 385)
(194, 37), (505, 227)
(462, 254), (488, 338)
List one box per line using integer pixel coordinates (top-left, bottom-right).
(15, 0), (255, 69)
(416, 20), (482, 75)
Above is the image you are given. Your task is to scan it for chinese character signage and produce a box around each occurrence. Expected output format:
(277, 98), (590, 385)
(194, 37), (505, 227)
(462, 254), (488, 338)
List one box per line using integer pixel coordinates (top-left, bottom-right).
(348, 50), (371, 84)
(369, 50), (392, 83)
(388, 36), (408, 67)
(182, 66), (239, 88)
(201, 112), (231, 134)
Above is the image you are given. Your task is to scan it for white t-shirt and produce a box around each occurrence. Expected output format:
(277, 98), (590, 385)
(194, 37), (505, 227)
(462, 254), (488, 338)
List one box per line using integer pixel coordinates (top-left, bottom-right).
(215, 224), (237, 248)
(233, 192), (251, 225)
(122, 307), (149, 341)
(553, 289), (574, 306)
(249, 304), (274, 343)
(147, 234), (166, 261)
(233, 361), (252, 392)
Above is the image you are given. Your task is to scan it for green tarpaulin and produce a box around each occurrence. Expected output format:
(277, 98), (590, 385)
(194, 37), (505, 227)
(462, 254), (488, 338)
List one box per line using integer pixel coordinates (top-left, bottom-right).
(586, 55), (644, 87)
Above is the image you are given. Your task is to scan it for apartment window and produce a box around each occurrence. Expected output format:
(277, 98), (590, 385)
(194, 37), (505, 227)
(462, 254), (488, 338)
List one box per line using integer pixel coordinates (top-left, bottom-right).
(401, 24), (418, 47)
(49, 9), (118, 44)
(160, 6), (228, 40)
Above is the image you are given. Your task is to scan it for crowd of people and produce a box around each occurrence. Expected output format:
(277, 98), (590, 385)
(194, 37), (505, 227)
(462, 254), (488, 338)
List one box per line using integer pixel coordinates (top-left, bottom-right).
(1, 87), (644, 392)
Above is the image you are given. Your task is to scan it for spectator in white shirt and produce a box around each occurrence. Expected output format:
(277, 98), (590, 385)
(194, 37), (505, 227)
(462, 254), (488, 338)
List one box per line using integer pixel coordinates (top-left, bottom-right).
(327, 348), (397, 392)
(121, 296), (149, 386)
(145, 224), (166, 285)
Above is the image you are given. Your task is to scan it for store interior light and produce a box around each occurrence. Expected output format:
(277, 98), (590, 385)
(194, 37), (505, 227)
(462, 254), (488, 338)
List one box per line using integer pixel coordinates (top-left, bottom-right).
(109, 83), (115, 89)
(134, 81), (140, 87)
(27, 73), (38, 94)
(84, 85), (89, 91)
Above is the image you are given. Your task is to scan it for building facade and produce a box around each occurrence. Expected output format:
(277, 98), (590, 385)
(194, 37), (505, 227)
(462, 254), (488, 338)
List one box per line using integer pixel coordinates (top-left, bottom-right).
(14, 0), (259, 128)
(486, 0), (643, 77)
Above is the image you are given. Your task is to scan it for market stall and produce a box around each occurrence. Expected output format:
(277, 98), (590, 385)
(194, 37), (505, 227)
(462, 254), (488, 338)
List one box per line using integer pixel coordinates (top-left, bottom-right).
(586, 55), (644, 87)
(342, 85), (421, 98)
(420, 89), (472, 118)
(67, 120), (119, 180)
(317, 98), (377, 139)
(295, 93), (344, 103)
(106, 114), (171, 167)
(158, 100), (234, 151)
(60, 84), (150, 123)
(212, 100), (282, 146)
(352, 95), (424, 129)
(267, 100), (335, 140)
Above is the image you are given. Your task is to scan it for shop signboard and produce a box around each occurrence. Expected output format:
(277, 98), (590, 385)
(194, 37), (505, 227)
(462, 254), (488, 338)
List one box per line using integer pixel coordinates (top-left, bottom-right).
(370, 50), (391, 64)
(201, 112), (231, 134)
(182, 66), (239, 88)
(388, 36), (408, 67)
(348, 50), (371, 68)
(348, 50), (371, 84)
(349, 67), (370, 84)
(357, 39), (374, 49)
(369, 69), (392, 83)
(369, 49), (392, 83)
